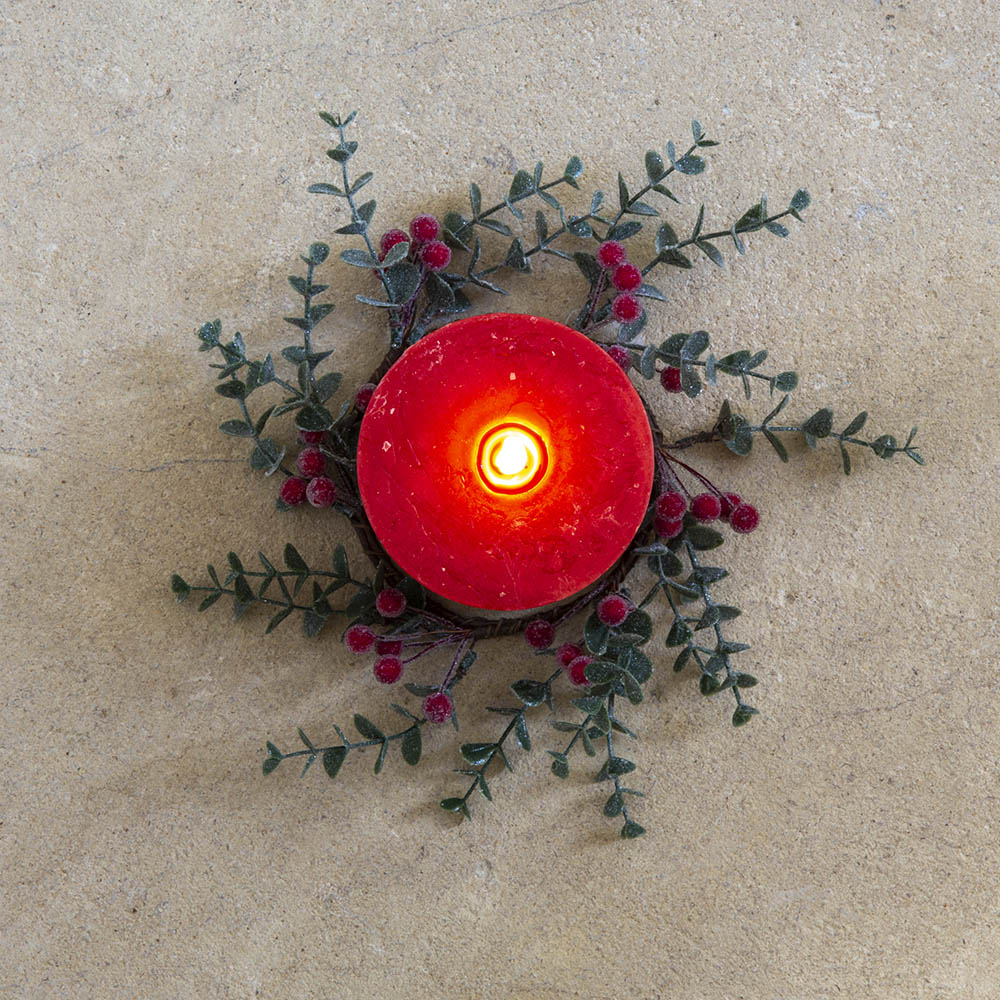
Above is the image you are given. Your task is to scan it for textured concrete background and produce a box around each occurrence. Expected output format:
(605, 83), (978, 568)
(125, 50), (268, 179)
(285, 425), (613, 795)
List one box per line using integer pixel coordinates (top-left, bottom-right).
(2, 1), (999, 997)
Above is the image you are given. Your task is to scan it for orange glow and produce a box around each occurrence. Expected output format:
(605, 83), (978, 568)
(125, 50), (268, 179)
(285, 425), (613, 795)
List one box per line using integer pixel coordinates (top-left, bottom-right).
(476, 423), (548, 495)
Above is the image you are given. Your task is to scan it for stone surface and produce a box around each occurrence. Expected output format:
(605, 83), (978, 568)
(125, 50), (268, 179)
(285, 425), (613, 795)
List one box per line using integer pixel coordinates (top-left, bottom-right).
(2, 2), (998, 997)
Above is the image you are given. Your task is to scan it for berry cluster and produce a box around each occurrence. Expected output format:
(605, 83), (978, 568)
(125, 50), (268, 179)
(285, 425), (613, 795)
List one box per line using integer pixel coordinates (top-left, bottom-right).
(343, 588), (456, 725)
(596, 240), (643, 326)
(654, 487), (759, 539)
(378, 214), (452, 273)
(279, 430), (338, 509)
(521, 591), (634, 688)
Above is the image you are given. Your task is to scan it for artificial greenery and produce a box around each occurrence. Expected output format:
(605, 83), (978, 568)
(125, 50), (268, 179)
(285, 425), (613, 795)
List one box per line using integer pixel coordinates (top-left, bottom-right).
(171, 111), (923, 840)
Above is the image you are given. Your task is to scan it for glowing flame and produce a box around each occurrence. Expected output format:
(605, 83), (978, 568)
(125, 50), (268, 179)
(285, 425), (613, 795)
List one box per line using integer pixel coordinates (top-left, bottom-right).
(477, 423), (548, 495)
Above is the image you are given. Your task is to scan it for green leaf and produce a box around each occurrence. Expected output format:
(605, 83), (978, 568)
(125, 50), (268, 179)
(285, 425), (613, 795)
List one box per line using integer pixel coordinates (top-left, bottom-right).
(766, 221), (789, 238)
(621, 819), (646, 839)
(509, 169), (534, 200)
(645, 150), (665, 182)
(666, 620), (692, 647)
(262, 756), (281, 775)
(763, 429), (789, 462)
(584, 614), (610, 655)
(439, 797), (466, 814)
(309, 242), (330, 264)
(505, 237), (530, 272)
(686, 525), (725, 550)
(197, 592), (221, 612)
(302, 611), (327, 637)
(548, 752), (569, 779)
(655, 222), (679, 253)
(675, 153), (705, 174)
(607, 220), (642, 241)
(871, 434), (898, 459)
(607, 757), (635, 776)
(340, 247), (379, 268)
(790, 188), (811, 212)
(354, 714), (384, 741)
(511, 679), (548, 707)
(307, 182), (344, 197)
(697, 240), (724, 267)
(314, 372), (342, 402)
(322, 746), (347, 779)
(215, 380), (246, 400)
(732, 704), (759, 727)
(170, 574), (191, 601)
(384, 262), (421, 304)
(283, 543), (308, 574)
(774, 371), (798, 392)
(514, 715), (531, 751)
(564, 155), (584, 182)
(604, 790), (624, 817)
(842, 411), (868, 436)
(400, 726), (422, 766)
(802, 408), (834, 438)
(461, 742), (496, 766)
(659, 249), (692, 269)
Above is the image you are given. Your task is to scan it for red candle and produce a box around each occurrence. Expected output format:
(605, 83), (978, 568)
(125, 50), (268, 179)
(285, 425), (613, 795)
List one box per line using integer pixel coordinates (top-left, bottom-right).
(357, 313), (654, 611)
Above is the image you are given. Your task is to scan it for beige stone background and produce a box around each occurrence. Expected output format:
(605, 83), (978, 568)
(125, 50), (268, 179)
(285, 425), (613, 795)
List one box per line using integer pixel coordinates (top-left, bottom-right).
(2, 0), (999, 997)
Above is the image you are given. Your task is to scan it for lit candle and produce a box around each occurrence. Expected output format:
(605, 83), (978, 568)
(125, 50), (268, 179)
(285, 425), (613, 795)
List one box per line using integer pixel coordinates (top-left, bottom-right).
(357, 313), (654, 612)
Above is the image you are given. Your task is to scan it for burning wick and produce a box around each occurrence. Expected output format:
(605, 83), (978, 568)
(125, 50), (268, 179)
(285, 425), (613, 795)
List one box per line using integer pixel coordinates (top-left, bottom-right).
(477, 423), (548, 495)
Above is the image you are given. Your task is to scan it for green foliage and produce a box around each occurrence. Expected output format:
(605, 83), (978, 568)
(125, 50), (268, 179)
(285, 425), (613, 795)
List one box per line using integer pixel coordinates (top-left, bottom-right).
(171, 110), (925, 844)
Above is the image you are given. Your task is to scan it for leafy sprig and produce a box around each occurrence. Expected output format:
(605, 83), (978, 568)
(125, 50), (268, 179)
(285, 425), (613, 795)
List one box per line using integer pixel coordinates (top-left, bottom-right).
(263, 707), (424, 779)
(716, 397), (925, 472)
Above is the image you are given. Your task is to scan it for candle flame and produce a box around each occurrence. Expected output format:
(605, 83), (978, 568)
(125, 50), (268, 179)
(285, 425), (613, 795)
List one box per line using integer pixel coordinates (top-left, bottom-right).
(477, 423), (548, 495)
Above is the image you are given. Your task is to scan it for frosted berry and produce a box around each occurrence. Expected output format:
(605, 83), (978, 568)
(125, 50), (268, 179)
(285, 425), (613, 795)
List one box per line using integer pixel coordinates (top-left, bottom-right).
(656, 490), (687, 520)
(376, 638), (403, 656)
(719, 492), (742, 521)
(409, 214), (440, 243)
(611, 293), (642, 324)
(296, 447), (325, 479)
(279, 476), (308, 506)
(423, 691), (453, 724)
(524, 619), (556, 650)
(660, 366), (683, 393)
(379, 229), (409, 259)
(420, 240), (451, 272)
(305, 476), (337, 508)
(691, 492), (722, 522)
(566, 655), (592, 687)
(730, 502), (760, 534)
(606, 345), (632, 371)
(344, 624), (376, 654)
(299, 430), (325, 444)
(654, 515), (684, 539)
(611, 263), (642, 292)
(597, 593), (631, 627)
(556, 642), (583, 667)
(355, 382), (376, 412)
(596, 240), (627, 270)
(373, 655), (403, 684)
(375, 587), (407, 619)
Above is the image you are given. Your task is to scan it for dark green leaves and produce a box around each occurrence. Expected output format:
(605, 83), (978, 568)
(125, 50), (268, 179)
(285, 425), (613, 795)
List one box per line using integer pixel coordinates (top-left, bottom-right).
(322, 746), (347, 779)
(802, 408), (834, 439)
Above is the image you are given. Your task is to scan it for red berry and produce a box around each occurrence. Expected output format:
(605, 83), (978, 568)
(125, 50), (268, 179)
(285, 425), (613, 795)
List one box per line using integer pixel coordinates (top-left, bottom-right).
(376, 638), (403, 656)
(379, 229), (409, 259)
(375, 587), (407, 619)
(423, 691), (453, 724)
(719, 492), (742, 521)
(691, 492), (722, 522)
(611, 263), (642, 292)
(596, 240), (627, 270)
(654, 514), (684, 539)
(597, 594), (631, 627)
(299, 430), (325, 444)
(606, 345), (632, 371)
(296, 447), (325, 478)
(409, 214), (440, 243)
(730, 503), (760, 534)
(355, 383), (376, 412)
(305, 476), (337, 508)
(373, 655), (403, 684)
(660, 366), (683, 393)
(279, 476), (308, 506)
(611, 293), (642, 323)
(556, 642), (583, 667)
(420, 240), (451, 272)
(524, 619), (555, 650)
(656, 490), (687, 520)
(567, 655), (592, 687)
(344, 624), (376, 654)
